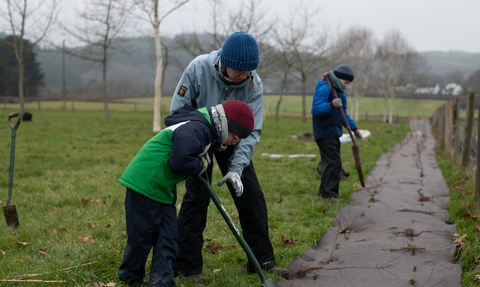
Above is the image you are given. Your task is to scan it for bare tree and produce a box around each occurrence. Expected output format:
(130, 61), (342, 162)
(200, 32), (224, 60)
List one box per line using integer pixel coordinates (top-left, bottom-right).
(331, 27), (375, 121)
(287, 1), (329, 123)
(174, 0), (275, 63)
(0, 0), (60, 115)
(131, 0), (189, 132)
(269, 22), (298, 122)
(372, 30), (424, 123)
(59, 0), (130, 119)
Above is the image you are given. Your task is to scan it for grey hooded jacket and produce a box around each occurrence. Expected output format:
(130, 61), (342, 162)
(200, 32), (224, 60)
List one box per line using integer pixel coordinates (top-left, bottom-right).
(170, 49), (263, 173)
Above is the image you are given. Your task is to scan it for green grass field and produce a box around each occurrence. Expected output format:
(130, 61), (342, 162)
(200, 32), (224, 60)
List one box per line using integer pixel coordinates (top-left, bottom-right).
(0, 108), (411, 286)
(1, 95), (447, 120)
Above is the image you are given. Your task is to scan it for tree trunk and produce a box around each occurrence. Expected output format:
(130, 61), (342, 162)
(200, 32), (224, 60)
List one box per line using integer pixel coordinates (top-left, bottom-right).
(18, 61), (25, 115)
(382, 97), (387, 123)
(388, 97), (395, 124)
(62, 40), (66, 110)
(301, 77), (306, 123)
(153, 23), (163, 132)
(275, 70), (289, 122)
(102, 57), (109, 119)
(355, 98), (360, 122)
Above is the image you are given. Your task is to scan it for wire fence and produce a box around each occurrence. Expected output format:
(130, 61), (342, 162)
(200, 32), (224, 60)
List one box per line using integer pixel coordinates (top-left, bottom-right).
(432, 92), (479, 176)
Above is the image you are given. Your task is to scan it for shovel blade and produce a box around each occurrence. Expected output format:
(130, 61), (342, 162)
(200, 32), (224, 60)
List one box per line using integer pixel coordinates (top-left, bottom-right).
(262, 278), (282, 287)
(3, 205), (20, 227)
(351, 146), (365, 187)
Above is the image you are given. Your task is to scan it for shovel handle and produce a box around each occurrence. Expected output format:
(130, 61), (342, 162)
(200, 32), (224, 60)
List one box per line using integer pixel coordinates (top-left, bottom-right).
(9, 112), (19, 118)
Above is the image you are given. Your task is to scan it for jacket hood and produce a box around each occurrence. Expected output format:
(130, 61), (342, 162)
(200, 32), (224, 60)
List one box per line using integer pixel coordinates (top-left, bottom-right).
(165, 104), (221, 149)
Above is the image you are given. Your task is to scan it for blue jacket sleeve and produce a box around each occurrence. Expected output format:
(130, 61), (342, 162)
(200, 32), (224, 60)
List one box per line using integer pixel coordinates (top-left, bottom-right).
(311, 81), (334, 117)
(169, 122), (210, 176)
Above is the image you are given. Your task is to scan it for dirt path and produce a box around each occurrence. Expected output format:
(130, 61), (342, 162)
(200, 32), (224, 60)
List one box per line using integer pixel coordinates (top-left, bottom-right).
(277, 119), (462, 287)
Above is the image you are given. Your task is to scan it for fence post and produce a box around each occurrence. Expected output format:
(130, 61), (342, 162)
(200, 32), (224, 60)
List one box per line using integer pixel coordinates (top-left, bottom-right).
(134, 103), (137, 112)
(444, 101), (453, 152)
(475, 106), (480, 206)
(462, 92), (475, 168)
(451, 95), (460, 158)
(38, 101), (41, 111)
(71, 101), (74, 110)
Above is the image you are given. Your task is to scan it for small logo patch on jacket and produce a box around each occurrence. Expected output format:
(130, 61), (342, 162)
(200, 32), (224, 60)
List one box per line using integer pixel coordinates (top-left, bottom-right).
(178, 86), (187, 97)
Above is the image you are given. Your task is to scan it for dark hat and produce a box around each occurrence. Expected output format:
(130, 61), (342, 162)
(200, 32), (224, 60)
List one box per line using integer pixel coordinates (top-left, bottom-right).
(333, 64), (355, 82)
(220, 31), (260, 71)
(222, 100), (254, 139)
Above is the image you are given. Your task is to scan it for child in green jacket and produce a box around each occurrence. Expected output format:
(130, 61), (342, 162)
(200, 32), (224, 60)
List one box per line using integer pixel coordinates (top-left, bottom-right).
(117, 100), (254, 287)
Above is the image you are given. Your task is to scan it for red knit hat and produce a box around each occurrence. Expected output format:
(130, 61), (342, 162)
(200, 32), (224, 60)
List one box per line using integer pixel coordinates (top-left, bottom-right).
(222, 100), (254, 139)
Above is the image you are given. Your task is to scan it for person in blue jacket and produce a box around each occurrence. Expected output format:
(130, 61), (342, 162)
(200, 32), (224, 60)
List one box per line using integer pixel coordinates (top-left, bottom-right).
(117, 100), (254, 287)
(170, 31), (289, 283)
(312, 64), (363, 199)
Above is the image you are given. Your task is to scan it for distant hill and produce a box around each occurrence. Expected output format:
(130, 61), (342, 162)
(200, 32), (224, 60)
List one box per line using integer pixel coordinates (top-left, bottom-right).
(419, 51), (480, 77)
(7, 33), (480, 96)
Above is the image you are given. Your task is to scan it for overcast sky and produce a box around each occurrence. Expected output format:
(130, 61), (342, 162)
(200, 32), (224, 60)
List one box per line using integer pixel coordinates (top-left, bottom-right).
(1, 0), (478, 53)
(156, 0), (480, 53)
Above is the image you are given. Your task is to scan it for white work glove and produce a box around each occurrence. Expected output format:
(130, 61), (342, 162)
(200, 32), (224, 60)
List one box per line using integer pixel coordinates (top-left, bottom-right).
(332, 98), (343, 108)
(354, 130), (363, 142)
(218, 171), (243, 197)
(199, 154), (211, 175)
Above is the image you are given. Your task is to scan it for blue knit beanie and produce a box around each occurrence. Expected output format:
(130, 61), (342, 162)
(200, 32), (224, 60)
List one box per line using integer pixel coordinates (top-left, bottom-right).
(220, 31), (260, 71)
(333, 64), (355, 82)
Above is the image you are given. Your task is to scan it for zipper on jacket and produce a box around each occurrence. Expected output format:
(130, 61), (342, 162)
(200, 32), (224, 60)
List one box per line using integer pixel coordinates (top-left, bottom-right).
(223, 87), (229, 101)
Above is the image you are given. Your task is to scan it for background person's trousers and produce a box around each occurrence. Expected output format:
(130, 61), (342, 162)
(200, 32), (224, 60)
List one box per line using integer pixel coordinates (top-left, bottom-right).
(317, 137), (342, 198)
(118, 188), (178, 287)
(173, 145), (276, 275)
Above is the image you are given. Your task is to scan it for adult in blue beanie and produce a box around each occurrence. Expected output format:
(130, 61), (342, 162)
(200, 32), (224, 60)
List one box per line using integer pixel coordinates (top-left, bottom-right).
(311, 64), (363, 200)
(170, 31), (289, 283)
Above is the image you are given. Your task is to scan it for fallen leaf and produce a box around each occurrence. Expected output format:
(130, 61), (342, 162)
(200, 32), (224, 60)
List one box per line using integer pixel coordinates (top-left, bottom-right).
(281, 234), (299, 245)
(78, 235), (92, 243)
(105, 224), (111, 229)
(287, 212), (296, 216)
(122, 231), (126, 235)
(339, 229), (350, 234)
(177, 203), (181, 210)
(91, 223), (97, 229)
(61, 226), (68, 232)
(82, 197), (92, 204)
(206, 242), (219, 254)
(228, 244), (238, 248)
(106, 282), (116, 286)
(461, 201), (469, 210)
(0, 250), (5, 255)
(95, 199), (103, 204)
(38, 248), (47, 257)
(475, 275), (480, 282)
(452, 233), (467, 259)
(463, 213), (472, 221)
(321, 209), (327, 214)
(317, 223), (323, 227)
(213, 268), (222, 274)
(17, 242), (30, 246)
(277, 197), (283, 203)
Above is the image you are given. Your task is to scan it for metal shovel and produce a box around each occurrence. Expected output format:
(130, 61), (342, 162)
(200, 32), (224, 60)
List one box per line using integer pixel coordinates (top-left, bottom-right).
(325, 76), (365, 187)
(3, 112), (21, 227)
(194, 175), (281, 287)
